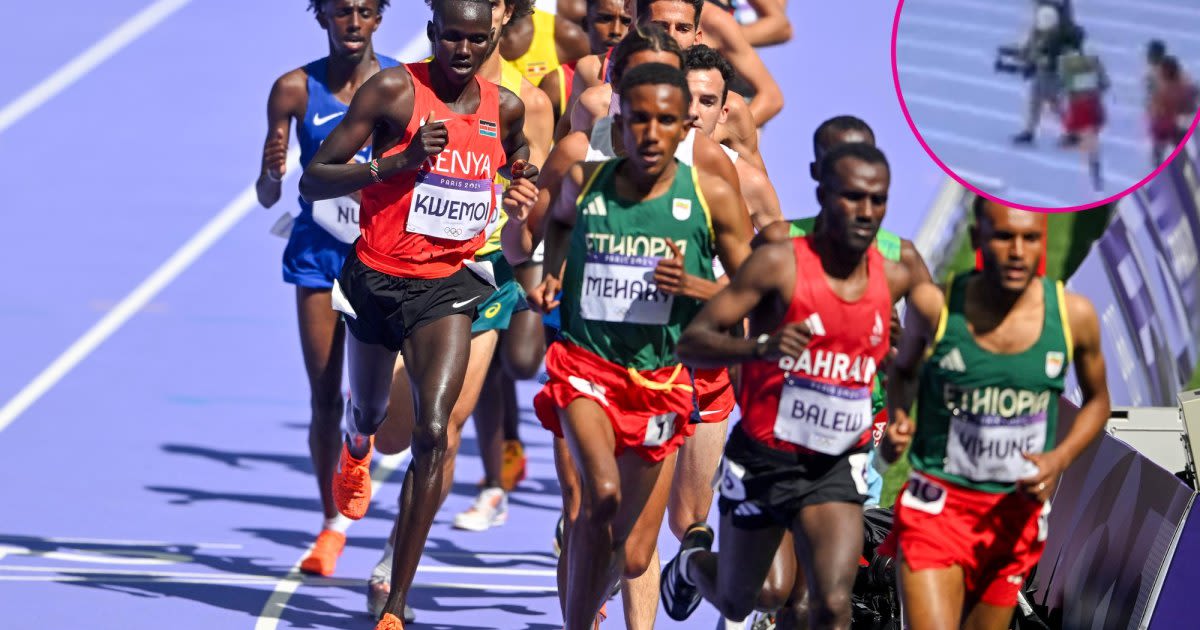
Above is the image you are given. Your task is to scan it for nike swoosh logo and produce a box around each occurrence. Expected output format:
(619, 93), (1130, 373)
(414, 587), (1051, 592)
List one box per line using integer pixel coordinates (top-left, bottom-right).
(313, 111), (346, 126)
(699, 410), (724, 416)
(452, 296), (481, 309)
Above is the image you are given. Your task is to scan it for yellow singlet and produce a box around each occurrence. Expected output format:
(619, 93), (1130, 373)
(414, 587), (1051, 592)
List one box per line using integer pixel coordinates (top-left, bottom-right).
(507, 8), (559, 85)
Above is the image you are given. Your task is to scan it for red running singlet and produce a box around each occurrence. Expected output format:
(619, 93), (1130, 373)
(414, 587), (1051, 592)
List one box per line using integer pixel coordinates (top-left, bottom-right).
(357, 62), (508, 279)
(737, 236), (892, 455)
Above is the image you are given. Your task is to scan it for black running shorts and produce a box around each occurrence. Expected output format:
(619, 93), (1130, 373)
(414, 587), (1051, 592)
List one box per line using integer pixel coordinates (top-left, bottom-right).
(716, 424), (869, 529)
(336, 248), (495, 352)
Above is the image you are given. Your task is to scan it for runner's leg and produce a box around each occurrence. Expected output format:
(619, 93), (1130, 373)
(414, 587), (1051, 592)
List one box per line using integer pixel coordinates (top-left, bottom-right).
(619, 449), (677, 630)
(379, 314), (474, 619)
(295, 287), (346, 522)
(791, 502), (862, 630)
(896, 551), (965, 630)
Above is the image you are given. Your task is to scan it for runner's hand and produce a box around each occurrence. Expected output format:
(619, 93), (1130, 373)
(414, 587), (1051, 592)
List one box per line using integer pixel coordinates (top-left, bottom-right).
(654, 240), (690, 296)
(504, 177), (539, 223)
(1018, 450), (1066, 503)
(761, 322), (812, 361)
(511, 159), (539, 183)
(402, 119), (448, 165)
(264, 130), (289, 180)
(880, 408), (915, 464)
(528, 276), (562, 314)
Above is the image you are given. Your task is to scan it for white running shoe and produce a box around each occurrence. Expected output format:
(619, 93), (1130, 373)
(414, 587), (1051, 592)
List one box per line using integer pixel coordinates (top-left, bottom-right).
(453, 487), (509, 531)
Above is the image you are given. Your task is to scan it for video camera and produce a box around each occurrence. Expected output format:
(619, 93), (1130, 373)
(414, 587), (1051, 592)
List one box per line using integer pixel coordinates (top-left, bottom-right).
(995, 45), (1037, 79)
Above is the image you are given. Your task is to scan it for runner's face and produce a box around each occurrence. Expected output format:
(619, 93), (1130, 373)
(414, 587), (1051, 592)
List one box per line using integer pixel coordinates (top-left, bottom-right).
(430, 3), (495, 81)
(317, 0), (383, 58)
(811, 128), (874, 180)
(686, 68), (727, 136)
(644, 1), (700, 49)
(587, 0), (633, 52)
(974, 203), (1047, 292)
(617, 83), (689, 177)
(818, 157), (889, 253)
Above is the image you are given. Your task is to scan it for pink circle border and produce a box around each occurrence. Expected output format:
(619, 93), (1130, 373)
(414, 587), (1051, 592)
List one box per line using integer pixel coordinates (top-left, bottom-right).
(890, 0), (1200, 213)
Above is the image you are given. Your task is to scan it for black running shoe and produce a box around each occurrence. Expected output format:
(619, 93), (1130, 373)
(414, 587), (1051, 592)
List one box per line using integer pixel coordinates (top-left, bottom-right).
(1012, 130), (1035, 145)
(552, 513), (565, 558)
(660, 522), (714, 621)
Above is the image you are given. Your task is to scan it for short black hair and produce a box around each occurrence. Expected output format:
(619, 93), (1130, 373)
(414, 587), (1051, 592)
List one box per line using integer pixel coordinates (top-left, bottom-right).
(818, 142), (889, 186)
(618, 62), (692, 113)
(637, 0), (703, 27)
(684, 45), (735, 103)
(310, 0), (390, 13)
(422, 0), (519, 20)
(813, 115), (875, 155)
(971, 193), (988, 221)
(611, 24), (685, 86)
(1148, 39), (1167, 61)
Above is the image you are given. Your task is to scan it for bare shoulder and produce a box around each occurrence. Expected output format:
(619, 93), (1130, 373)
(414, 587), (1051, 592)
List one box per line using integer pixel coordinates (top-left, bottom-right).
(1063, 289), (1101, 337)
(270, 67), (309, 112)
(579, 83), (612, 114)
(699, 2), (737, 44)
(908, 280), (946, 327)
(756, 220), (793, 245)
(499, 83), (527, 120)
(575, 54), (604, 87)
(520, 78), (553, 113)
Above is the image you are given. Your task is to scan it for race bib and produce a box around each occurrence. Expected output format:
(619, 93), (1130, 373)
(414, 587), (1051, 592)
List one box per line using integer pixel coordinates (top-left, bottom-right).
(1069, 71), (1100, 92)
(312, 196), (361, 244)
(579, 252), (674, 324)
(900, 472), (947, 515)
(774, 375), (871, 455)
(642, 412), (677, 447)
(944, 409), (1045, 483)
(406, 172), (494, 241)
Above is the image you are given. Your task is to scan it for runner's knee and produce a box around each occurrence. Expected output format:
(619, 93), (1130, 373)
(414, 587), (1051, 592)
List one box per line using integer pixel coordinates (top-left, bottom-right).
(411, 419), (450, 457)
(809, 589), (852, 627)
(580, 477), (621, 525)
(349, 399), (387, 435)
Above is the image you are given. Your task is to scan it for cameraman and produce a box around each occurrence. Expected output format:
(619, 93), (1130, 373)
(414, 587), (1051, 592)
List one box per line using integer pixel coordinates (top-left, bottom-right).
(1009, 3), (1074, 144)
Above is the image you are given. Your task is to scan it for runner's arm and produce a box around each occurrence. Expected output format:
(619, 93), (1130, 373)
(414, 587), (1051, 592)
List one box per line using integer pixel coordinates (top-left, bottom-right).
(676, 242), (792, 368)
(300, 70), (412, 202)
(700, 156), (754, 279)
(500, 132), (588, 266)
(884, 281), (942, 432)
(499, 86), (533, 179)
(555, 54), (602, 141)
(519, 81), (553, 168)
(734, 160), (782, 229)
(556, 15), (592, 62)
(750, 219), (793, 248)
(702, 7), (784, 125)
(257, 69), (306, 208)
(1043, 293), (1110, 468)
(538, 68), (566, 127)
(740, 0), (792, 47)
(540, 162), (586, 284)
(570, 83), (611, 134)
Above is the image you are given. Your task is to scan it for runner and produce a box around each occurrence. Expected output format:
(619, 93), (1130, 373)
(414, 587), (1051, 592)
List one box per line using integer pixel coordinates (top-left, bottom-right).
(362, 0), (553, 617)
(876, 199), (1110, 630)
(501, 0), (590, 85)
(568, 0), (767, 170)
(1149, 55), (1199, 166)
(660, 142), (922, 629)
(684, 44), (780, 228)
(254, 0), (397, 579)
(515, 62), (753, 629)
(1056, 28), (1109, 193)
(297, 0), (534, 627)
(538, 0), (631, 127)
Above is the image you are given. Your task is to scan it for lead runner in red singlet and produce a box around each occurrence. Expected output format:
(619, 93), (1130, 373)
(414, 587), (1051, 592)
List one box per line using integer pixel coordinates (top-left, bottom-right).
(660, 143), (924, 629)
(298, 1), (534, 627)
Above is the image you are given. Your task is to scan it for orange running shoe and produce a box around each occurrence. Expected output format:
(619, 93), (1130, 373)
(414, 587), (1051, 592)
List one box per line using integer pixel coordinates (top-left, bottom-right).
(333, 438), (373, 520)
(375, 612), (404, 630)
(299, 529), (346, 576)
(500, 440), (527, 491)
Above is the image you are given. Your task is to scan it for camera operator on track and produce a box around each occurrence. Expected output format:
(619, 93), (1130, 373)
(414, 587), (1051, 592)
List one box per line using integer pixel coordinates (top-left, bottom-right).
(998, 2), (1078, 146)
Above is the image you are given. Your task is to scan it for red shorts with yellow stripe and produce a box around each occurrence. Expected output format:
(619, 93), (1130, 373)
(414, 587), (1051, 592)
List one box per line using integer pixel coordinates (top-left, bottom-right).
(534, 341), (698, 463)
(878, 471), (1049, 607)
(693, 367), (736, 423)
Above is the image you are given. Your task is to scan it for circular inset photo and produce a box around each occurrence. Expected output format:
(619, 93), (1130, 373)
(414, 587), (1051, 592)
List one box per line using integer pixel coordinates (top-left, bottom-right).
(892, 0), (1200, 210)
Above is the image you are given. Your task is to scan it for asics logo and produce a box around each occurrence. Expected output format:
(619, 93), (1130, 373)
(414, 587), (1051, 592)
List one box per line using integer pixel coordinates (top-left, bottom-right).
(313, 111), (346, 126)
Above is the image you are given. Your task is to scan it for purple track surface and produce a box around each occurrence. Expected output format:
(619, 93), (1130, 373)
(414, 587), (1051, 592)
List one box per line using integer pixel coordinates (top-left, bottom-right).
(0, 2), (939, 628)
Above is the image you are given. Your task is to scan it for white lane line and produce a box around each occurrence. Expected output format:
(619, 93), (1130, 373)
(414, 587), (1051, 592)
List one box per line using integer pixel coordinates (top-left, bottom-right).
(0, 574), (558, 592)
(0, 563), (557, 579)
(254, 448), (410, 630)
(0, 0), (191, 134)
(0, 145), (301, 434)
(39, 536), (242, 549)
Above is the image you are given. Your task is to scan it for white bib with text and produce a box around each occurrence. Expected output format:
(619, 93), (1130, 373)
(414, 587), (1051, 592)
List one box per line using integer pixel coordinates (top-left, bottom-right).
(579, 252), (674, 325)
(312, 196), (362, 244)
(945, 410), (1045, 483)
(774, 375), (871, 455)
(406, 172), (494, 241)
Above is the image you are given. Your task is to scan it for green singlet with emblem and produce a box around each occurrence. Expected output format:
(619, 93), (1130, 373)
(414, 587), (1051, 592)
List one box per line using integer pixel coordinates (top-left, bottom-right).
(789, 216), (901, 415)
(908, 273), (1072, 494)
(559, 158), (716, 371)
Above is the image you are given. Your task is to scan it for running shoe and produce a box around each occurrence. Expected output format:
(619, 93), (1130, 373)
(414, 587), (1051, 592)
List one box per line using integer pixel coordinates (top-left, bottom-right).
(748, 612), (777, 630)
(299, 529), (345, 576)
(453, 487), (509, 531)
(333, 437), (374, 520)
(500, 440), (528, 491)
(660, 522), (714, 621)
(366, 575), (416, 622)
